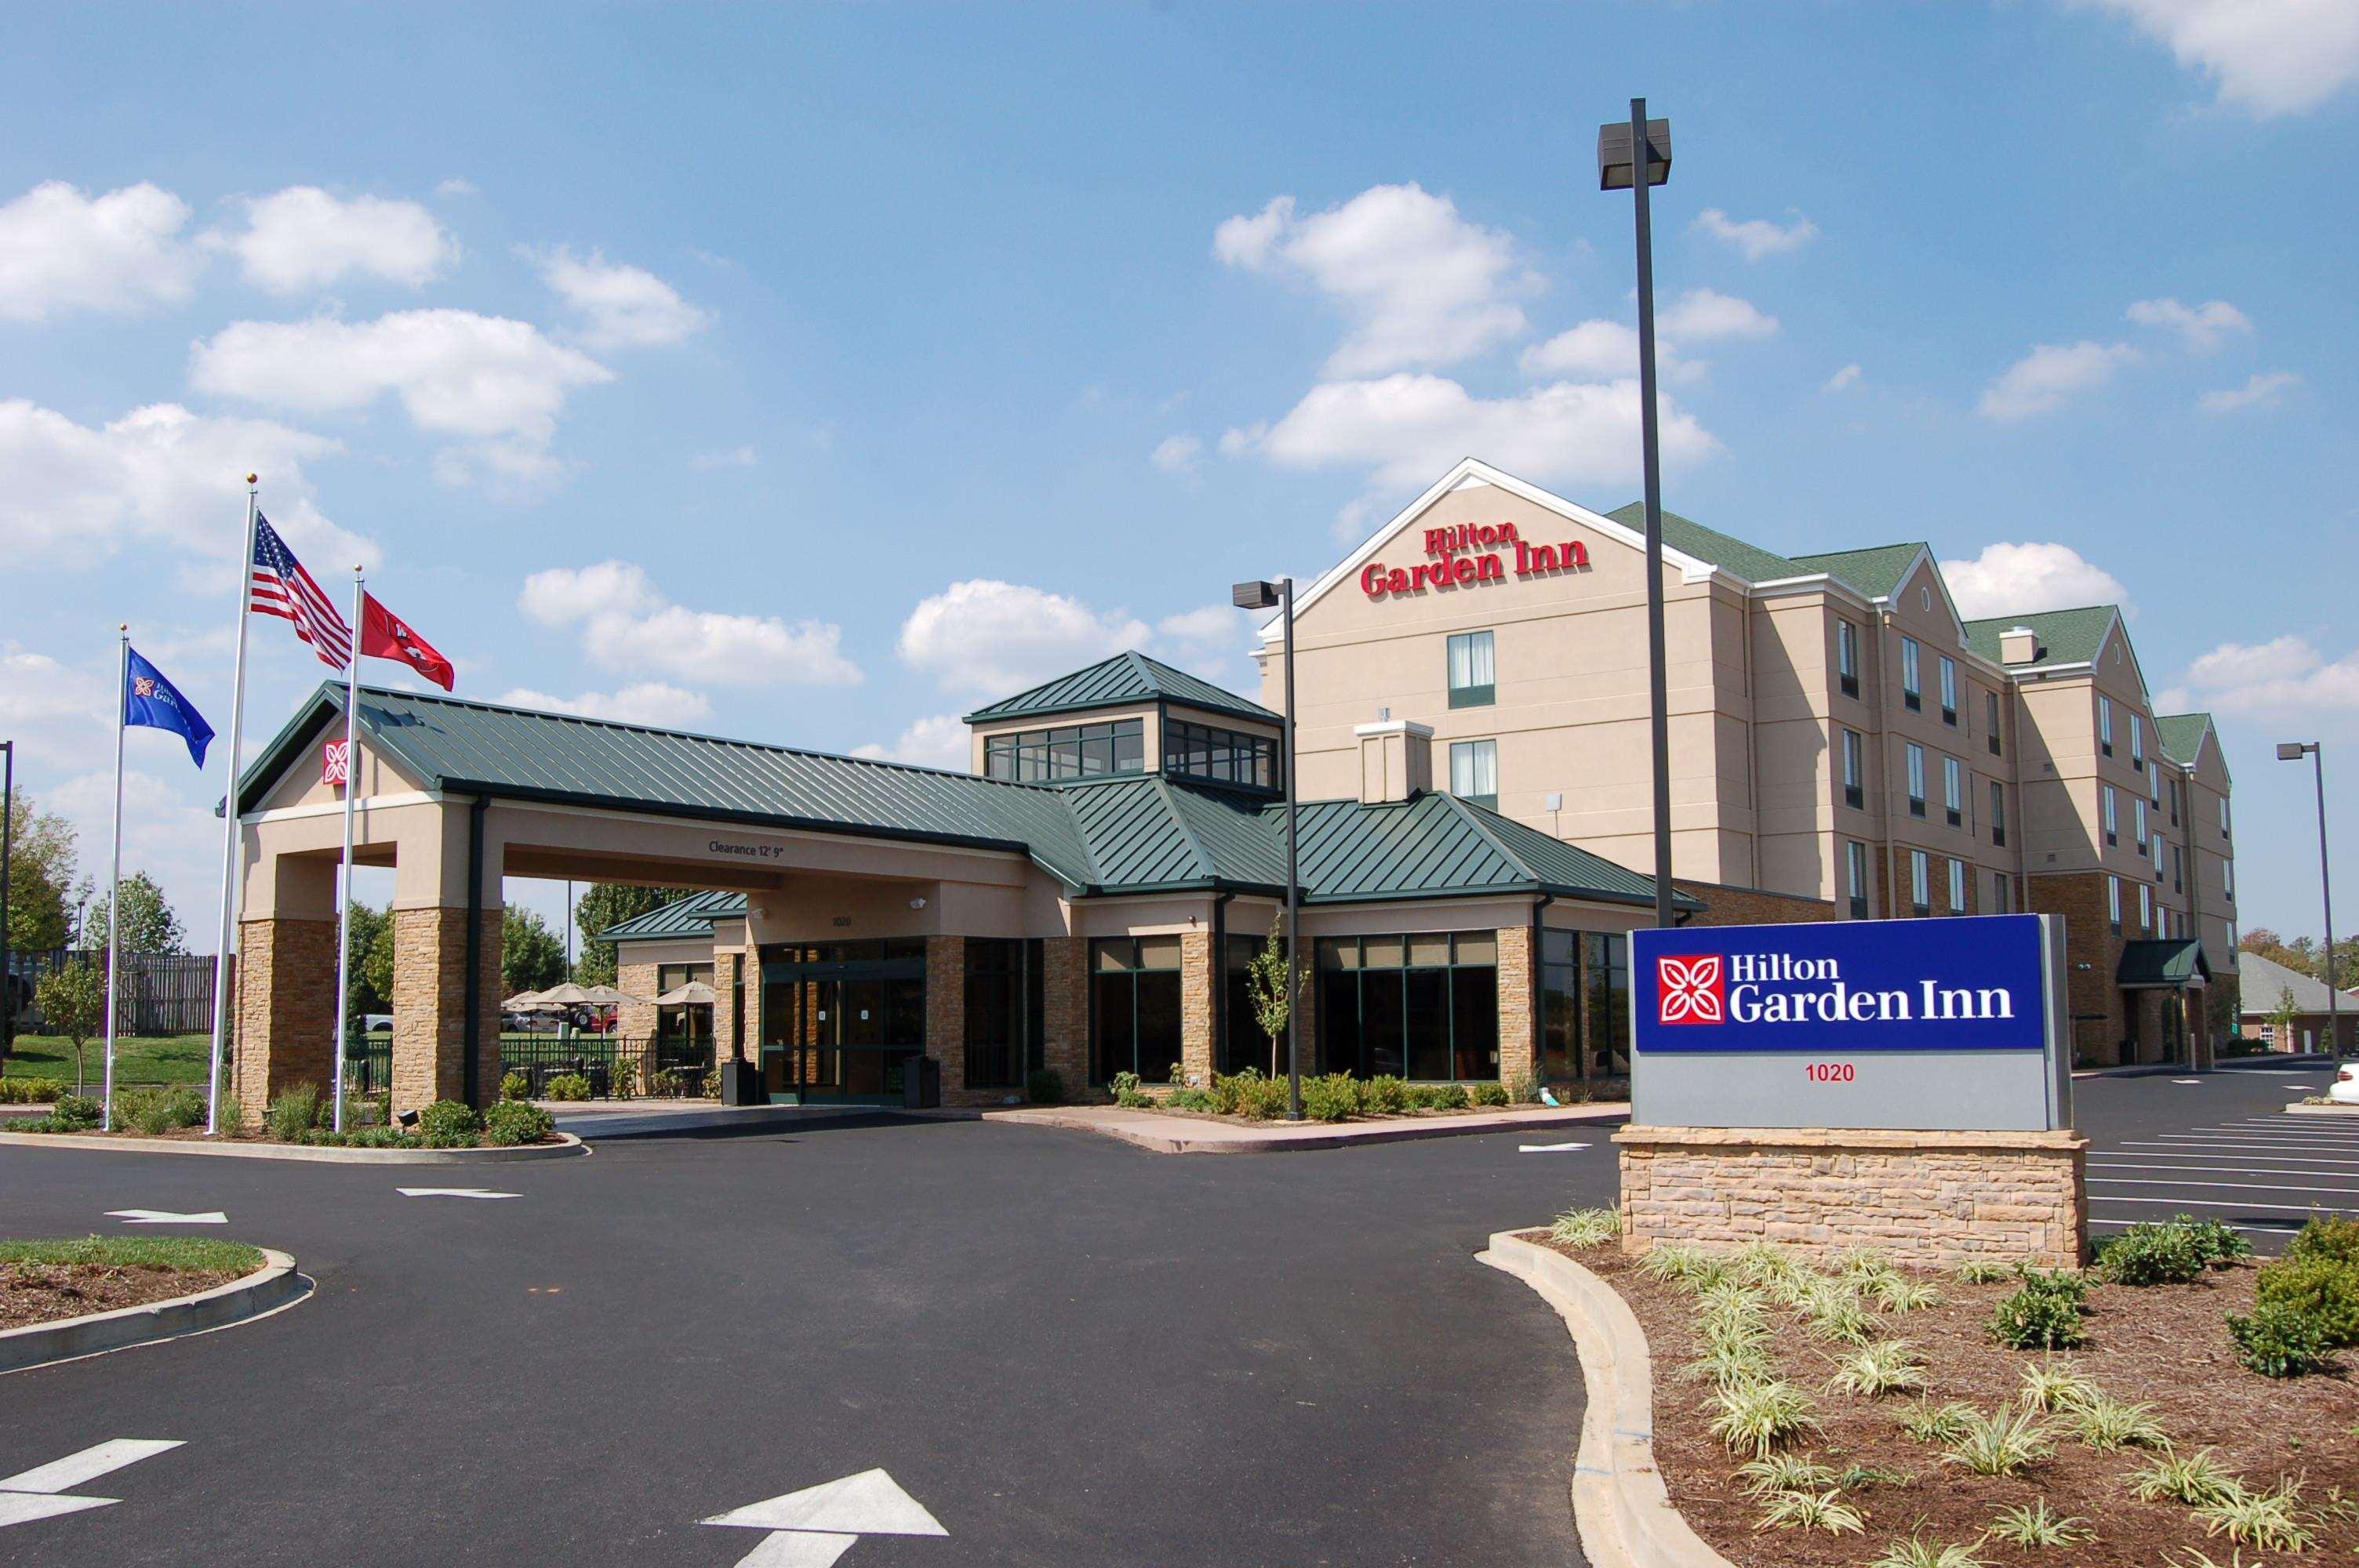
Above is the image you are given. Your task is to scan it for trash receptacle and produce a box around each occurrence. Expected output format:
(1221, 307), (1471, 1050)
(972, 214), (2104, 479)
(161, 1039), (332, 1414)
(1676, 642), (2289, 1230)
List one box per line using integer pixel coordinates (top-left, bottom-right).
(903, 1054), (941, 1110)
(720, 1059), (761, 1105)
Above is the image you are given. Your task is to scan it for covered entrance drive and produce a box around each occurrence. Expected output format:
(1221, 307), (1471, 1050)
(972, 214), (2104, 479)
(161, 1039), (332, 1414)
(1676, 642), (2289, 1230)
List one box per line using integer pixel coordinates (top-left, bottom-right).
(761, 941), (928, 1104)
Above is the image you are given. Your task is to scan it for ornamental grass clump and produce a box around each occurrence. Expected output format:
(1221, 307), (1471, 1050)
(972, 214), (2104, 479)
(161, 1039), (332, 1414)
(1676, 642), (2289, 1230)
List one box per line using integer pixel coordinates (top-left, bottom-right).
(1800, 1279), (1877, 1346)
(2128, 1447), (2240, 1507)
(1546, 1207), (1619, 1248)
(1707, 1378), (1823, 1458)
(1866, 1531), (1990, 1568)
(1636, 1243), (1717, 1289)
(1687, 1338), (1775, 1391)
(1896, 1400), (1979, 1446)
(1866, 1272), (1943, 1313)
(2194, 1477), (2321, 1555)
(1985, 1499), (2095, 1548)
(1735, 1453), (1838, 1498)
(1752, 1487), (1865, 1536)
(1827, 1339), (1927, 1398)
(2069, 1394), (2172, 1451)
(1939, 1406), (2055, 1477)
(2016, 1360), (2103, 1414)
(265, 1083), (322, 1142)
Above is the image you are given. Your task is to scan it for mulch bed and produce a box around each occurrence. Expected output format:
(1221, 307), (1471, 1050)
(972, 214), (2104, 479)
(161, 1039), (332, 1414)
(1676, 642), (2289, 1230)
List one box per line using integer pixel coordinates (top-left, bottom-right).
(1542, 1236), (2359, 1566)
(0, 1261), (242, 1332)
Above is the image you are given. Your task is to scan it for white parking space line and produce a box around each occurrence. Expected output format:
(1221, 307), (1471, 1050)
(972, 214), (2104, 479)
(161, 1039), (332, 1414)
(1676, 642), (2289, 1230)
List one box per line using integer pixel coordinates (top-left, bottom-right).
(2089, 1195), (2359, 1214)
(0, 1439), (184, 1494)
(2093, 1161), (2359, 1181)
(2124, 1139), (2359, 1155)
(104, 1210), (227, 1225)
(2170, 1078), (2204, 1084)
(394, 1189), (520, 1200)
(2092, 1177), (2359, 1198)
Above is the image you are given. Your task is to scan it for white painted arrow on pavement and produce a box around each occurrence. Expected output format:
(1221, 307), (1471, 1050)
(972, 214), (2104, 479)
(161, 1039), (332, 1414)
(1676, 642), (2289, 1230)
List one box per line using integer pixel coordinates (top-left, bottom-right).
(394, 1188), (520, 1200)
(1517, 1142), (1591, 1153)
(701, 1468), (945, 1567)
(0, 1439), (182, 1530)
(105, 1210), (226, 1225)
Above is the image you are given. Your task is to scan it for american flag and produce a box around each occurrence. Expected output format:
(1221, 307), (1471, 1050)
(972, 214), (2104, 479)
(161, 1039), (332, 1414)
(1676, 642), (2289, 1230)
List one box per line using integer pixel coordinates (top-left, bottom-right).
(249, 514), (351, 669)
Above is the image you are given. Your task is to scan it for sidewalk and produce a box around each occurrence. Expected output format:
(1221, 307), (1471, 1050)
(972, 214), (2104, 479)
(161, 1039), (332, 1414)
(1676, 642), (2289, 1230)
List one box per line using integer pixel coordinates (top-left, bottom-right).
(984, 1102), (1629, 1154)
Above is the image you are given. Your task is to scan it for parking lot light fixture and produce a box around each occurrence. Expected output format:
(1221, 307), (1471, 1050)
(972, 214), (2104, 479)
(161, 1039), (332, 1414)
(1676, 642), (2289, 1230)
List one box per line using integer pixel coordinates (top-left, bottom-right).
(1232, 576), (1302, 1120)
(2278, 740), (2339, 1059)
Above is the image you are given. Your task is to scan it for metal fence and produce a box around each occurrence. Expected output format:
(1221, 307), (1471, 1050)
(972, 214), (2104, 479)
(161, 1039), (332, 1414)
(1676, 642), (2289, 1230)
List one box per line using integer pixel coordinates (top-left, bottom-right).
(10, 949), (216, 1036)
(495, 1035), (716, 1100)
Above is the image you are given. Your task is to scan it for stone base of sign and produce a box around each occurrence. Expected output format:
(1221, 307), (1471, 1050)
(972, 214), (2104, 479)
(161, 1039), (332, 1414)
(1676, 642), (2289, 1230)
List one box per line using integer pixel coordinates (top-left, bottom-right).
(1613, 1124), (2087, 1269)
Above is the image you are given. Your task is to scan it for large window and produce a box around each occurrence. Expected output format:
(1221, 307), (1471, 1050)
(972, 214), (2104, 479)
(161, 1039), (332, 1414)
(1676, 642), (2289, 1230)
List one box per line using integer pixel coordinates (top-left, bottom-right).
(2138, 882), (2152, 934)
(1164, 719), (1278, 790)
(1537, 928), (1630, 1081)
(1939, 656), (1958, 725)
(1845, 840), (1870, 920)
(2098, 695), (2114, 756)
(1948, 857), (1967, 915)
(2103, 785), (2118, 847)
(1910, 850), (1930, 916)
(984, 719), (1144, 782)
(1901, 636), (1921, 710)
(2130, 712), (2144, 771)
(1317, 931), (1499, 1082)
(2107, 875), (2122, 933)
(1447, 630), (1496, 709)
(1986, 690), (2002, 756)
(1991, 871), (2011, 914)
(1906, 742), (1926, 818)
(1943, 755), (1963, 828)
(1449, 739), (1498, 811)
(654, 961), (716, 1062)
(963, 938), (1043, 1090)
(1221, 935), (1284, 1076)
(1841, 728), (1864, 809)
(2135, 796), (2148, 855)
(1990, 779), (2006, 848)
(1836, 619), (1860, 699)
(1091, 936), (1183, 1084)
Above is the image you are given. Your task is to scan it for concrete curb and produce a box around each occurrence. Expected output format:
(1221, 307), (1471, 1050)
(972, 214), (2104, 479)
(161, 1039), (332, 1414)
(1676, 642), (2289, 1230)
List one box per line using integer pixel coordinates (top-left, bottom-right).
(1477, 1230), (1735, 1568)
(991, 1105), (1627, 1155)
(0, 1130), (586, 1163)
(2284, 1102), (2359, 1116)
(0, 1247), (308, 1375)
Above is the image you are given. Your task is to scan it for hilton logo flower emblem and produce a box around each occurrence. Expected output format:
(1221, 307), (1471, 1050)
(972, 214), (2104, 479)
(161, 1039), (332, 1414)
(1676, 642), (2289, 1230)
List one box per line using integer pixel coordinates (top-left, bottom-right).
(133, 677), (157, 698)
(1656, 955), (1725, 1025)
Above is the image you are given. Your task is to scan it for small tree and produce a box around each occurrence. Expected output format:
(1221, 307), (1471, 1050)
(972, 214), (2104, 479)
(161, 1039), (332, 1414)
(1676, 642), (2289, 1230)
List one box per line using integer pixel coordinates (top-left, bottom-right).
(2267, 985), (2303, 1052)
(34, 961), (105, 1093)
(82, 870), (186, 955)
(1244, 913), (1310, 1075)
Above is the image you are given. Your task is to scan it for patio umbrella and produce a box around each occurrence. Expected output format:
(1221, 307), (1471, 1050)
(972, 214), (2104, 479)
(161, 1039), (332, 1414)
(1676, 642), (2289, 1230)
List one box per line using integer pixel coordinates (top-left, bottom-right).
(652, 980), (718, 1007)
(502, 988), (550, 1011)
(534, 982), (594, 1007)
(576, 983), (647, 1007)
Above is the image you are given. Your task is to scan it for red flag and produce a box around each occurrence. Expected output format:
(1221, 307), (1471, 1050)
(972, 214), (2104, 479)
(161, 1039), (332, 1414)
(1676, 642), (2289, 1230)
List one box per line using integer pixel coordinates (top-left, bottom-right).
(360, 591), (455, 691)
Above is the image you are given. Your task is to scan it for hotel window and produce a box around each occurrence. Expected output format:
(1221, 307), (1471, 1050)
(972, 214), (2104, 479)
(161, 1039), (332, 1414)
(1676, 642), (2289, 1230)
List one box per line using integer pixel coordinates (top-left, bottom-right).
(1446, 630), (1496, 709)
(1090, 935), (1183, 1085)
(1539, 929), (1630, 1081)
(2107, 875), (2122, 934)
(2172, 843), (2183, 894)
(1317, 931), (1501, 1083)
(1990, 779), (2007, 848)
(2220, 795), (2231, 840)
(2098, 695), (2114, 757)
(2148, 760), (2161, 807)
(1449, 739), (1498, 811)
(2103, 785), (2118, 847)
(985, 718), (1145, 782)
(2168, 777), (2180, 826)
(1901, 636), (1921, 711)
(1992, 872), (2011, 914)
(1220, 936), (1285, 1076)
(1939, 656), (1958, 725)
(1948, 857), (1967, 915)
(1986, 690), (2002, 756)
(1164, 719), (1279, 790)
(2130, 713), (2144, 772)
(1943, 756), (1963, 828)
(964, 938), (1044, 1089)
(2134, 797), (2148, 855)
(1910, 850), (1931, 916)
(1846, 840), (1870, 920)
(1841, 728), (1865, 809)
(2138, 883), (2152, 934)
(653, 963), (717, 1058)
(2224, 857), (2234, 900)
(1836, 619), (1860, 699)
(1906, 743), (1926, 818)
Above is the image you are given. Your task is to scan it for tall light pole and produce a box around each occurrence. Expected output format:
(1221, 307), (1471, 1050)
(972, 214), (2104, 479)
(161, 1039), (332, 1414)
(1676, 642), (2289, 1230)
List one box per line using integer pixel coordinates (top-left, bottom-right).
(2, 739), (15, 1059)
(2277, 741), (2339, 1058)
(1599, 100), (1677, 930)
(1234, 575), (1302, 1120)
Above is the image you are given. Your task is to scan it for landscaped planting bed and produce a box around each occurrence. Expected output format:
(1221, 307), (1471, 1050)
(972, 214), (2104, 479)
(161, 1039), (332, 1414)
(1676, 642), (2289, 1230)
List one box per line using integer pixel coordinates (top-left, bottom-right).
(1092, 1065), (1624, 1123)
(1541, 1214), (2359, 1567)
(1, 1236), (266, 1331)
(7, 1085), (561, 1149)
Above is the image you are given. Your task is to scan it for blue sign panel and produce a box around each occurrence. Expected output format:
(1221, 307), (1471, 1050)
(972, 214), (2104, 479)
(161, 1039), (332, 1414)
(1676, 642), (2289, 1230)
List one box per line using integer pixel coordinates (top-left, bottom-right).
(1631, 913), (2049, 1056)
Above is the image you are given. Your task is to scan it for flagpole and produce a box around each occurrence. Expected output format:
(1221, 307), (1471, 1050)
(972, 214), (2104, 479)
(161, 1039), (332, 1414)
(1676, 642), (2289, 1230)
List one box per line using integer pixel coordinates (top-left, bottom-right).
(103, 626), (128, 1131)
(330, 567), (362, 1134)
(205, 478), (260, 1136)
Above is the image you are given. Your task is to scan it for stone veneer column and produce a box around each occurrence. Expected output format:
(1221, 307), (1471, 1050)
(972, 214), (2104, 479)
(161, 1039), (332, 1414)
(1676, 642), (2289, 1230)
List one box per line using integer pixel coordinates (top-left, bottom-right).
(1180, 929), (1214, 1087)
(391, 908), (503, 1113)
(1042, 935), (1089, 1095)
(1494, 924), (1535, 1087)
(232, 916), (338, 1124)
(711, 950), (742, 1061)
(616, 959), (659, 1040)
(925, 935), (967, 1101)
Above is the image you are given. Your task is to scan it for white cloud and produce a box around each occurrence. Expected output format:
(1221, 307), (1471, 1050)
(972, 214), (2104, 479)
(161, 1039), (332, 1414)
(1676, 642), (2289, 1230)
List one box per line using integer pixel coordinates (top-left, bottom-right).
(518, 561), (860, 688)
(2199, 369), (2301, 413)
(1692, 208), (1818, 260)
(434, 178), (479, 198)
(216, 187), (456, 293)
(1656, 288), (1779, 342)
(2126, 296), (2252, 350)
(1823, 363), (1863, 393)
(1517, 318), (1703, 384)
(1213, 183), (1533, 375)
(690, 445), (758, 470)
(496, 683), (714, 727)
(49, 767), (223, 946)
(533, 246), (711, 349)
(0, 398), (370, 581)
(2164, 634), (2359, 714)
(1976, 340), (2139, 419)
(2077, 0), (2359, 115)
(189, 309), (614, 487)
(1942, 542), (2131, 619)
(897, 579), (1150, 695)
(1156, 604), (1246, 651)
(852, 715), (971, 771)
(0, 180), (199, 321)
(1150, 433), (1205, 474)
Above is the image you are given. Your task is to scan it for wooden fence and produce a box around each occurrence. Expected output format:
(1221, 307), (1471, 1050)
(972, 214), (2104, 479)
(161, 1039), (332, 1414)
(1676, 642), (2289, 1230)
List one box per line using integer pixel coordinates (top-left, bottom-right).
(11, 949), (216, 1036)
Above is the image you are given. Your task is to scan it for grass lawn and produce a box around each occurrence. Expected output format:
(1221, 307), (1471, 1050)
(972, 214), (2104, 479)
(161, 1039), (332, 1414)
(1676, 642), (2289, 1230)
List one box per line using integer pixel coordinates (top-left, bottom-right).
(2, 1032), (214, 1087)
(0, 1236), (264, 1272)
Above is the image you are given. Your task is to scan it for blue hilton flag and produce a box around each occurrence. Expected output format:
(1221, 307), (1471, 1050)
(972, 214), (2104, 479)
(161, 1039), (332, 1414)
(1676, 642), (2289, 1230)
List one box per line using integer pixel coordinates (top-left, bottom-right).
(122, 645), (215, 768)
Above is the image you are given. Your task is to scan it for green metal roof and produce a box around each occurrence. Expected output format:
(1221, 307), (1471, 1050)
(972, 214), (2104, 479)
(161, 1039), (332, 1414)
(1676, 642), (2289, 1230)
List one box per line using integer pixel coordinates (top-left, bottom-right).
(599, 890), (748, 944)
(2156, 713), (2215, 767)
(2117, 938), (2210, 989)
(1788, 543), (1928, 599)
(1605, 503), (1804, 585)
(1961, 606), (2120, 670)
(961, 651), (1278, 726)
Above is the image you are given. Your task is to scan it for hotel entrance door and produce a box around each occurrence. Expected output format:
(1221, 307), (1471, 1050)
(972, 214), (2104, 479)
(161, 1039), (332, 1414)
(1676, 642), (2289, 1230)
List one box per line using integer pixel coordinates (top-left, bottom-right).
(758, 940), (927, 1104)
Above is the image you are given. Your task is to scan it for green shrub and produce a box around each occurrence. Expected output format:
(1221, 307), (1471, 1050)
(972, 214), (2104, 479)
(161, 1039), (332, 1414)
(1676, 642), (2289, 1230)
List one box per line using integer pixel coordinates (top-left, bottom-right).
(160, 1085), (204, 1129)
(1109, 1070), (1141, 1102)
(500, 1070), (532, 1102)
(1166, 1086), (1214, 1111)
(1402, 1083), (1443, 1110)
(1360, 1074), (1408, 1114)
(1024, 1068), (1063, 1105)
(2252, 1254), (2359, 1348)
(345, 1092), (388, 1128)
(1504, 1072), (1539, 1104)
(1300, 1073), (1358, 1122)
(1989, 1269), (2090, 1350)
(2098, 1220), (2207, 1285)
(2288, 1214), (2359, 1266)
(612, 1060), (639, 1100)
(543, 1073), (591, 1102)
(2226, 1301), (2333, 1377)
(1429, 1083), (1470, 1110)
(1216, 1070), (1288, 1120)
(21, 1091), (103, 1132)
(2182, 1214), (2252, 1267)
(301, 1125), (418, 1149)
(416, 1098), (483, 1148)
(1114, 1085), (1154, 1109)
(213, 1091), (247, 1136)
(1469, 1080), (1510, 1108)
(0, 1076), (64, 1104)
(484, 1100), (554, 1145)
(124, 1089), (173, 1136)
(265, 1083), (322, 1141)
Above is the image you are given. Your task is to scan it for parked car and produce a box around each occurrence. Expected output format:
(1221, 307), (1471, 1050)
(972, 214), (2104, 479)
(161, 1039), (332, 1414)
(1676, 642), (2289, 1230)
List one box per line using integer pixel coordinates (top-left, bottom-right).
(363, 1014), (393, 1034)
(2332, 1062), (2359, 1105)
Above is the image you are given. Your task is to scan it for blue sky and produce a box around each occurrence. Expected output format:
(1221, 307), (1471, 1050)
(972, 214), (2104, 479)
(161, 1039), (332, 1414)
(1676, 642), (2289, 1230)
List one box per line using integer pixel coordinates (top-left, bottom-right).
(4, 2), (2354, 955)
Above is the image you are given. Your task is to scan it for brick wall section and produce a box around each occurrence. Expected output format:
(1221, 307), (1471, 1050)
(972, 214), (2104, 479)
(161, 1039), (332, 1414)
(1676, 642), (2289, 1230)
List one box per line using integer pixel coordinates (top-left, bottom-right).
(1180, 929), (1215, 1087)
(1042, 935), (1089, 1098)
(232, 916), (337, 1124)
(2029, 871), (2125, 1064)
(1676, 879), (1838, 927)
(616, 959), (659, 1039)
(1496, 924), (1535, 1085)
(711, 950), (742, 1061)
(1616, 1125), (2088, 1269)
(925, 935), (972, 1104)
(391, 908), (503, 1113)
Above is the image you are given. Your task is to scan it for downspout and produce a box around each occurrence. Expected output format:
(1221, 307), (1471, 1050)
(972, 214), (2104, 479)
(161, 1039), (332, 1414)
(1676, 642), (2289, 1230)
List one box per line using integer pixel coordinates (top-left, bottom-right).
(463, 794), (486, 1107)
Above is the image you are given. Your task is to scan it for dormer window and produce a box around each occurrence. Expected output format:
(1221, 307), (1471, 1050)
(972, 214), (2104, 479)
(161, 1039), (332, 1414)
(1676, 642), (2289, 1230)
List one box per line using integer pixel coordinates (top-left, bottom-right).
(1165, 720), (1279, 789)
(984, 719), (1144, 782)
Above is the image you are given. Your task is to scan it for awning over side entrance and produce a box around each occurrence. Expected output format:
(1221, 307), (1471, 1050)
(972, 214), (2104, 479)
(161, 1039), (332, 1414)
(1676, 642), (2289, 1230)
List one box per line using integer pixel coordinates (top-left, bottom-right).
(2117, 938), (2210, 989)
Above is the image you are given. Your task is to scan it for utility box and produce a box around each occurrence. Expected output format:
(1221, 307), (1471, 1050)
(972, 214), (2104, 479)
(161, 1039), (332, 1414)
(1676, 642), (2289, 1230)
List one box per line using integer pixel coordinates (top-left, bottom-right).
(903, 1054), (941, 1110)
(718, 1059), (761, 1106)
